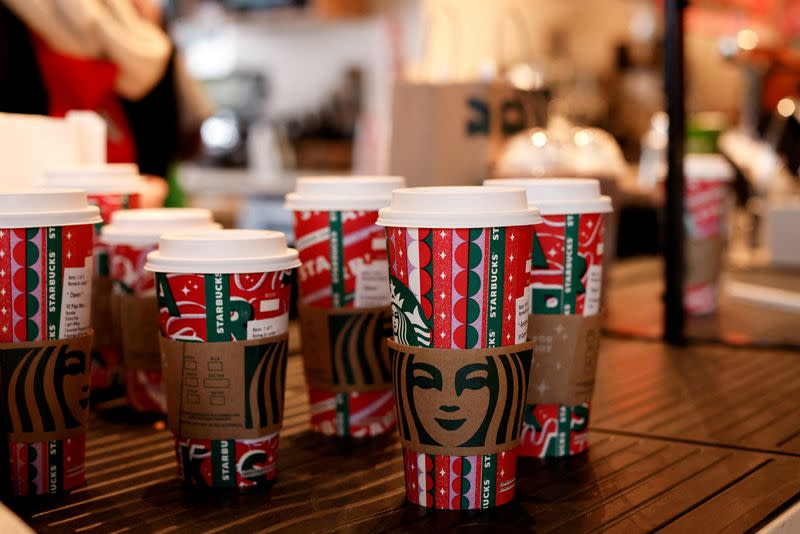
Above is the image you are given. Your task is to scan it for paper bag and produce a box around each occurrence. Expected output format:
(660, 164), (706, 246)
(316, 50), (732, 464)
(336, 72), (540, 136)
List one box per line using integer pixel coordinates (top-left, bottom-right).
(389, 80), (534, 187)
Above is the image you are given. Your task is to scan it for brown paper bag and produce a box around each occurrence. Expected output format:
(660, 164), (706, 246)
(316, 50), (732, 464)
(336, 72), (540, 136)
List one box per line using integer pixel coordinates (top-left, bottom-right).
(389, 80), (532, 187)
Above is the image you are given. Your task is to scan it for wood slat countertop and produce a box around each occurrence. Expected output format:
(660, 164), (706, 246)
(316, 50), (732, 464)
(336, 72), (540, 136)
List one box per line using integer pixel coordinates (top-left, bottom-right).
(7, 331), (800, 533)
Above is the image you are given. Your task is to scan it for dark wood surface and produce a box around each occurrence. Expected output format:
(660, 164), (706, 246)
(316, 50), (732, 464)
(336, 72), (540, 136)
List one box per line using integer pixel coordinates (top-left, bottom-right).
(7, 332), (800, 533)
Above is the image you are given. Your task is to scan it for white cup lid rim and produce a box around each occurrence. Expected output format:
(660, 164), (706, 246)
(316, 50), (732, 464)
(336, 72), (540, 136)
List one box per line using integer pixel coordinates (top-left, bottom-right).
(484, 177), (614, 214)
(285, 175), (406, 211)
(145, 229), (300, 273)
(0, 188), (102, 228)
(376, 186), (542, 228)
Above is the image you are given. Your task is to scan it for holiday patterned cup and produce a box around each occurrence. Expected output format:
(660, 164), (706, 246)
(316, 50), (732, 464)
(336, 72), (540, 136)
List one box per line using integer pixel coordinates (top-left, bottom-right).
(0, 189), (100, 496)
(111, 243), (161, 412)
(487, 178), (612, 459)
(146, 229), (299, 491)
(377, 187), (540, 510)
(45, 165), (144, 393)
(682, 155), (732, 315)
(286, 177), (404, 438)
(103, 209), (219, 413)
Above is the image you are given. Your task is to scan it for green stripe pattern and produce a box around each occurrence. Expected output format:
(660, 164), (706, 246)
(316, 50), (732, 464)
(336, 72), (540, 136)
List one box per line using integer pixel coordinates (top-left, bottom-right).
(205, 274), (230, 342)
(480, 454), (496, 508)
(562, 215), (579, 314)
(328, 212), (345, 308)
(211, 440), (236, 488)
(46, 227), (61, 340)
(48, 440), (62, 494)
(486, 228), (505, 347)
(335, 394), (349, 436)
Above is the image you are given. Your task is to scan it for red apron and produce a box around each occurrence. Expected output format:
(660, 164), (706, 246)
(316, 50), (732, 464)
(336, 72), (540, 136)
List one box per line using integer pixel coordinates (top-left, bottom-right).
(33, 36), (137, 164)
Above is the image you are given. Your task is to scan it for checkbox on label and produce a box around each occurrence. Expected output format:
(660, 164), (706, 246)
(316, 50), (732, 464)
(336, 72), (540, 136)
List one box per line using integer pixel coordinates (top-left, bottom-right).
(204, 378), (230, 388)
(260, 299), (280, 312)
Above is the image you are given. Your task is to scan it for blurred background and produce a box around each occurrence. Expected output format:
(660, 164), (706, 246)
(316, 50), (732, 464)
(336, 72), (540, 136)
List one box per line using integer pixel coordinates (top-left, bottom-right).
(2, 0), (800, 340)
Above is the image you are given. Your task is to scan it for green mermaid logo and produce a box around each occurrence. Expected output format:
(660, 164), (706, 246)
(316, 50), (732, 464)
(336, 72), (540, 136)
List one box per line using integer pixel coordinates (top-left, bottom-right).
(390, 343), (532, 452)
(390, 276), (432, 347)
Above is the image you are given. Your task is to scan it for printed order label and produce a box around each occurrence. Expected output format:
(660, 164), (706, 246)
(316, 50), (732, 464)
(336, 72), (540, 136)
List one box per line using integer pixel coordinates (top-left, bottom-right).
(247, 313), (289, 339)
(59, 259), (91, 337)
(583, 265), (602, 317)
(354, 260), (391, 308)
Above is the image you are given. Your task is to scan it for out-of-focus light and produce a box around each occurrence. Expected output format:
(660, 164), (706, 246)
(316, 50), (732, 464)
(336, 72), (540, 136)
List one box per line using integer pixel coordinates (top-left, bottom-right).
(777, 98), (796, 117)
(652, 111), (669, 133)
(201, 113), (239, 151)
(574, 129), (592, 147)
(186, 32), (236, 80)
(630, 4), (656, 41)
(531, 131), (548, 147)
(508, 63), (544, 91)
(737, 29), (759, 51)
(717, 35), (738, 59)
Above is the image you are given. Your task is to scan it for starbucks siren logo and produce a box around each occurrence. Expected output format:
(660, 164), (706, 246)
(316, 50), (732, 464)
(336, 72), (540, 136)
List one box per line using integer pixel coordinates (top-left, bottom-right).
(390, 277), (432, 347)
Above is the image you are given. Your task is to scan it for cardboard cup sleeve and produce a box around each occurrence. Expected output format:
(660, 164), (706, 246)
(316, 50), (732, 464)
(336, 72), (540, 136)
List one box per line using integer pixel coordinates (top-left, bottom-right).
(298, 303), (393, 392)
(387, 339), (534, 457)
(160, 333), (289, 440)
(92, 277), (115, 350)
(117, 293), (161, 372)
(0, 332), (94, 442)
(526, 314), (602, 406)
(686, 237), (725, 286)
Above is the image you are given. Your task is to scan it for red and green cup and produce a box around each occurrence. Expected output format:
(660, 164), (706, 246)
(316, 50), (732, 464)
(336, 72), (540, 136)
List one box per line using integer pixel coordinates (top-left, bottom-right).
(101, 209), (220, 413)
(286, 176), (405, 438)
(0, 189), (101, 496)
(45, 165), (144, 392)
(486, 178), (612, 459)
(377, 186), (540, 509)
(146, 229), (299, 491)
(681, 155), (733, 315)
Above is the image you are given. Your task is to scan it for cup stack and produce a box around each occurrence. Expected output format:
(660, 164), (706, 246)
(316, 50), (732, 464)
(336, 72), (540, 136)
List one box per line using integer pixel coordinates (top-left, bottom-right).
(45, 165), (145, 393)
(146, 229), (299, 491)
(0, 189), (101, 496)
(101, 209), (220, 413)
(486, 178), (613, 458)
(377, 186), (539, 509)
(286, 177), (404, 438)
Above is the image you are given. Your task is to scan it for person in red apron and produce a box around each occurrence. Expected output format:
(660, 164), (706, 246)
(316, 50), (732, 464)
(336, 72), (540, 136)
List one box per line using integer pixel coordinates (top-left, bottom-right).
(0, 0), (180, 200)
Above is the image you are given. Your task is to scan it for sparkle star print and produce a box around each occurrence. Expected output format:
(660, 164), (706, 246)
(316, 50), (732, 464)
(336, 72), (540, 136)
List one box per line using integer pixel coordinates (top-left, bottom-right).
(294, 209), (397, 439)
(387, 225), (534, 510)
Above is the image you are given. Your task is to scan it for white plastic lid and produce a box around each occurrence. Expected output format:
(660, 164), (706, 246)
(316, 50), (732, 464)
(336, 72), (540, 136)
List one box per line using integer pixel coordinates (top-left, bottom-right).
(376, 186), (541, 229)
(484, 178), (613, 215)
(684, 154), (734, 182)
(145, 229), (300, 274)
(0, 188), (102, 228)
(285, 176), (406, 211)
(101, 208), (221, 247)
(45, 164), (145, 194)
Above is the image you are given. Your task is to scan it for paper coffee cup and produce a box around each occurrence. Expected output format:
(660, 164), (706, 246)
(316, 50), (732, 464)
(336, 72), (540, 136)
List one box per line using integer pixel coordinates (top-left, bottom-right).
(485, 178), (612, 459)
(683, 155), (733, 315)
(377, 187), (540, 510)
(45, 164), (146, 392)
(0, 189), (100, 496)
(102, 209), (219, 413)
(287, 176), (404, 438)
(146, 229), (299, 491)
